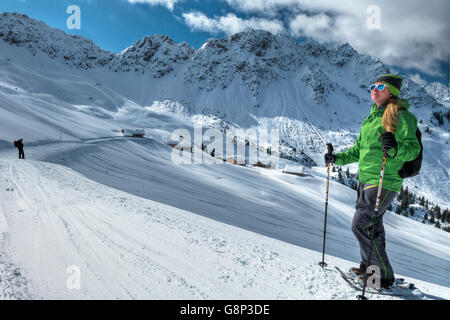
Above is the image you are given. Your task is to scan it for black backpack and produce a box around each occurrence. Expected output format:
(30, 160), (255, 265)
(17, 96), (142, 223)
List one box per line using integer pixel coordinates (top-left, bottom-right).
(398, 128), (423, 178)
(13, 140), (18, 148)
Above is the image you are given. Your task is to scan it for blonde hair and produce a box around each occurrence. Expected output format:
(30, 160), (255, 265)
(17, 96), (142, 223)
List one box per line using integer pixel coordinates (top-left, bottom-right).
(382, 96), (405, 133)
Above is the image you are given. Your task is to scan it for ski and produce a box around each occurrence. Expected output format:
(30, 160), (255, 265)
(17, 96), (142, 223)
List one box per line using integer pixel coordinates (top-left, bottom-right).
(335, 266), (421, 298)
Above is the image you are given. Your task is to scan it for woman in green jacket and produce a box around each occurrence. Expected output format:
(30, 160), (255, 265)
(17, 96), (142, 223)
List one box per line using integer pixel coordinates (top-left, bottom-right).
(324, 74), (421, 288)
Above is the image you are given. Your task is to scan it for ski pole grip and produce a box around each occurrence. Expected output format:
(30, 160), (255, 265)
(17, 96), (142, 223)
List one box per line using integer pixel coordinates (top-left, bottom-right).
(327, 143), (334, 155)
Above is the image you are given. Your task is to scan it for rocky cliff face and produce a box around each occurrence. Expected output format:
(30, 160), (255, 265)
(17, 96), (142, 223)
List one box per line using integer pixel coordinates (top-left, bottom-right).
(109, 35), (194, 77)
(184, 30), (304, 98)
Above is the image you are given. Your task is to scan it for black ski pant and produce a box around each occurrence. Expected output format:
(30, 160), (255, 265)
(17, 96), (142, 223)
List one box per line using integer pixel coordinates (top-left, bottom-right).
(352, 182), (397, 281)
(18, 148), (25, 159)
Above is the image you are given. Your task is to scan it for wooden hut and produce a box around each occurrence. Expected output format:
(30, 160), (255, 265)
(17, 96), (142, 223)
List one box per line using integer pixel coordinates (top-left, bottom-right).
(121, 129), (145, 138)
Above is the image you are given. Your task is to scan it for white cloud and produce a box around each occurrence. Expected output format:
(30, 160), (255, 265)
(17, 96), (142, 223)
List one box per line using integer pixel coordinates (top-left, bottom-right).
(225, 0), (449, 77)
(182, 11), (218, 33)
(289, 13), (332, 41)
(182, 11), (285, 35)
(226, 0), (300, 14)
(127, 0), (180, 11)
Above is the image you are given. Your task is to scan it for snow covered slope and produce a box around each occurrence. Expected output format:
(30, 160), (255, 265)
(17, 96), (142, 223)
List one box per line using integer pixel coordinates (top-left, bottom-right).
(0, 104), (448, 298)
(0, 156), (448, 299)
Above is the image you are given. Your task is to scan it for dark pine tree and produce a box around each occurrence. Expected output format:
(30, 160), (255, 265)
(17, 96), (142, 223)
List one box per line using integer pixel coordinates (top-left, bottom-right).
(419, 196), (425, 206)
(404, 186), (410, 205)
(435, 206), (441, 221)
(397, 187), (404, 202)
(338, 171), (345, 184)
(441, 209), (447, 224)
(401, 196), (409, 211)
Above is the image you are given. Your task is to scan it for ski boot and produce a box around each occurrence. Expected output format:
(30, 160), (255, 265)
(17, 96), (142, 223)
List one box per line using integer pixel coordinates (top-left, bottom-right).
(349, 262), (367, 276)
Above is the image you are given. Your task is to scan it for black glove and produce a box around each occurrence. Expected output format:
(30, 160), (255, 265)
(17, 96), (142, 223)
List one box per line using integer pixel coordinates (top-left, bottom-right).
(379, 132), (397, 153)
(324, 153), (337, 165)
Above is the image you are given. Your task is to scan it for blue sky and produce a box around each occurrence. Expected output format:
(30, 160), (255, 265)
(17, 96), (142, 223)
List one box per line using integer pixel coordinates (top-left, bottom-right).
(0, 0), (448, 86)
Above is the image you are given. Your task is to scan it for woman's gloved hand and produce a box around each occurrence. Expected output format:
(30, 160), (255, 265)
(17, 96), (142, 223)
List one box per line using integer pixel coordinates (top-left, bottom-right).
(379, 132), (397, 153)
(324, 153), (337, 165)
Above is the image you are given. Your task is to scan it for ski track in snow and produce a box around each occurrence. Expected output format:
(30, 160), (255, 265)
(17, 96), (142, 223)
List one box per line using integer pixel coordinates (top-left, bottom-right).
(0, 233), (34, 300)
(0, 155), (448, 299)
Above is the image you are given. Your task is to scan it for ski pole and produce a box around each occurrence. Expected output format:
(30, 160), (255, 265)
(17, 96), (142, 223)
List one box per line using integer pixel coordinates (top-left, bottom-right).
(319, 143), (333, 268)
(357, 150), (388, 300)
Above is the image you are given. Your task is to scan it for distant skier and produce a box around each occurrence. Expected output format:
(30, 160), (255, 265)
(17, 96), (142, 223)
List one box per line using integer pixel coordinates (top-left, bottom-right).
(14, 138), (25, 159)
(324, 74), (421, 288)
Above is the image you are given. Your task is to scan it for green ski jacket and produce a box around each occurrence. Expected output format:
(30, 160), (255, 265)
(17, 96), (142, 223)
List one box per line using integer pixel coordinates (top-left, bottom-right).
(335, 99), (421, 192)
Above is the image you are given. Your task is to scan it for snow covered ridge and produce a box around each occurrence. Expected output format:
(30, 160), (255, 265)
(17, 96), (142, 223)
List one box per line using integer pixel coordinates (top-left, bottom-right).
(109, 35), (194, 77)
(425, 82), (450, 105)
(0, 12), (114, 69)
(1, 12), (447, 113)
(0, 12), (389, 84)
(185, 31), (305, 94)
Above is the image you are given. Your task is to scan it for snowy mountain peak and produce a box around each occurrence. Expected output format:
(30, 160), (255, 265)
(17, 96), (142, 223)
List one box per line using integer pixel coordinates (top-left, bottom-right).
(333, 42), (358, 57)
(230, 29), (279, 54)
(197, 29), (297, 58)
(426, 82), (450, 105)
(0, 12), (114, 69)
(110, 34), (194, 77)
(185, 29), (304, 94)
